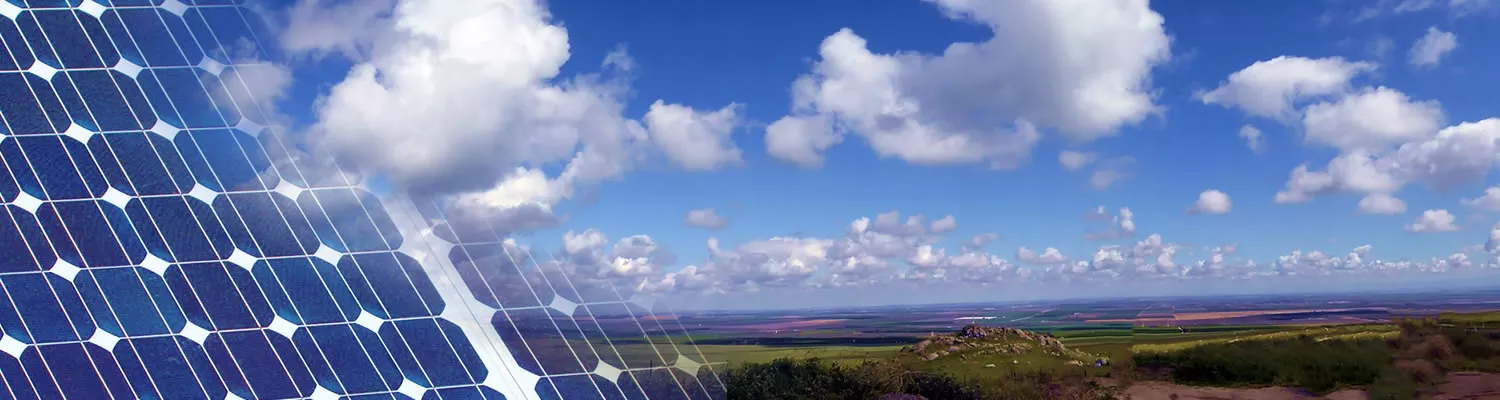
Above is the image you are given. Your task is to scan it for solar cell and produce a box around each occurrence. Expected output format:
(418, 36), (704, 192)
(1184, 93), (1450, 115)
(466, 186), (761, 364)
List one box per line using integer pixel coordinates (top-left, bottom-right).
(0, 1), (725, 399)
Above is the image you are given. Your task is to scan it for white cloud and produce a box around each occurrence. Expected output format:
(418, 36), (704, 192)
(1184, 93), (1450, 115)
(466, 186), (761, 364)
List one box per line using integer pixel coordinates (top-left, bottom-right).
(1487, 222), (1500, 254)
(1346, 0), (1494, 22)
(1463, 187), (1500, 211)
(1277, 118), (1500, 208)
(765, 0), (1170, 169)
(644, 100), (746, 171)
(1409, 27), (1458, 67)
(930, 215), (958, 234)
(1273, 154), (1396, 202)
(684, 208), (729, 230)
(1187, 190), (1232, 215)
(276, 0), (395, 60)
(1199, 56), (1376, 119)
(764, 115), (841, 168)
(1058, 151), (1096, 171)
(1301, 87), (1444, 151)
(1239, 125), (1264, 153)
(293, 0), (744, 233)
(1016, 247), (1068, 265)
(1357, 193), (1408, 214)
(1407, 209), (1460, 233)
(1085, 206), (1137, 240)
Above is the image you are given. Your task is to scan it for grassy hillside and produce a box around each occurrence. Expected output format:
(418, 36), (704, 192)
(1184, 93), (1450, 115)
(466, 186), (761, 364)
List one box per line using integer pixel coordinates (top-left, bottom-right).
(716, 311), (1500, 399)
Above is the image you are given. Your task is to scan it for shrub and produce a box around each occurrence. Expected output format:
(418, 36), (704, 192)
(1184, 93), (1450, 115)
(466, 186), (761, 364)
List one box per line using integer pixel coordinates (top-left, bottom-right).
(1393, 359), (1441, 384)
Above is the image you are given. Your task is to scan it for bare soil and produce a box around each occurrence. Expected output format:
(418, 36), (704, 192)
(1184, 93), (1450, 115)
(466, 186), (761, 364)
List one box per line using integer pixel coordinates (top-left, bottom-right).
(1113, 372), (1500, 400)
(1428, 372), (1500, 400)
(1116, 381), (1361, 400)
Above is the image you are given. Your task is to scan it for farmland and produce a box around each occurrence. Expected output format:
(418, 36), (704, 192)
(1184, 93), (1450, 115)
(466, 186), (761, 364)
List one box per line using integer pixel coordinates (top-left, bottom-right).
(668, 289), (1500, 398)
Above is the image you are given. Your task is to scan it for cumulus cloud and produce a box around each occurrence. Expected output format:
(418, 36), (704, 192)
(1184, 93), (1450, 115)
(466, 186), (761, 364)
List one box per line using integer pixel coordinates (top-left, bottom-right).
(290, 0), (746, 234)
(1275, 118), (1500, 206)
(275, 0), (396, 60)
(1407, 209), (1460, 233)
(639, 212), (1025, 293)
(1239, 125), (1264, 153)
(1086, 156), (1135, 190)
(1300, 87), (1444, 151)
(1016, 247), (1068, 265)
(930, 215), (958, 234)
(1357, 193), (1408, 214)
(577, 215), (1489, 296)
(684, 208), (729, 230)
(1203, 52), (1498, 219)
(645, 100), (746, 171)
(1408, 27), (1458, 67)
(1085, 206), (1137, 240)
(765, 0), (1170, 169)
(1058, 151), (1095, 171)
(1187, 190), (1232, 215)
(1463, 187), (1500, 211)
(1199, 56), (1376, 119)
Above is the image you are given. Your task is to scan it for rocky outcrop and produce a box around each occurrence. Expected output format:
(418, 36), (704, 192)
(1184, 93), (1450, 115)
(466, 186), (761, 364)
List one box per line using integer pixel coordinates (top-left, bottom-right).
(901, 324), (1090, 363)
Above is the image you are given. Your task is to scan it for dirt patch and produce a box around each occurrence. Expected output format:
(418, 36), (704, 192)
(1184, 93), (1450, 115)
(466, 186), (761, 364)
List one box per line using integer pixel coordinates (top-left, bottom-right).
(1429, 372), (1500, 399)
(1089, 308), (1388, 324)
(733, 318), (845, 331)
(1117, 381), (1349, 400)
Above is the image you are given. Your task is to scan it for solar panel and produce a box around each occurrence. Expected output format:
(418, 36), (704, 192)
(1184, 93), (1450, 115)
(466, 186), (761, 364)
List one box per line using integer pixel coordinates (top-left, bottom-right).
(0, 1), (726, 399)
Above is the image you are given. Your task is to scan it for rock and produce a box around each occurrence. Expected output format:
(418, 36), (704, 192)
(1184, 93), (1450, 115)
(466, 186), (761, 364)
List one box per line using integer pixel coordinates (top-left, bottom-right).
(923, 353), (939, 361)
(985, 364), (996, 368)
(877, 394), (927, 400)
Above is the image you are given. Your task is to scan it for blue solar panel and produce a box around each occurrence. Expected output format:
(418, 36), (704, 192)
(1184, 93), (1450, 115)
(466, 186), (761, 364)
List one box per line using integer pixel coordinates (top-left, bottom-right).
(0, 1), (725, 399)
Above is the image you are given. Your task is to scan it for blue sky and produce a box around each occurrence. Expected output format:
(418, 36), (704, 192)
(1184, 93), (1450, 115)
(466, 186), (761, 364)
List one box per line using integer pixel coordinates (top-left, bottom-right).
(263, 0), (1500, 308)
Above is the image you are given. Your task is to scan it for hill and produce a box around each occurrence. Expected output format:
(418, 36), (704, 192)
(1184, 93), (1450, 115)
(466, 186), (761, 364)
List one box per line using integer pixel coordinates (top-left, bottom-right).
(899, 324), (1105, 373)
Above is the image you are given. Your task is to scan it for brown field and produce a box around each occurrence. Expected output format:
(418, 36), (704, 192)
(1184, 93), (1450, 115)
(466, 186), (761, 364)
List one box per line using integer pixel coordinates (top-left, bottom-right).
(1086, 308), (1386, 324)
(734, 318), (846, 331)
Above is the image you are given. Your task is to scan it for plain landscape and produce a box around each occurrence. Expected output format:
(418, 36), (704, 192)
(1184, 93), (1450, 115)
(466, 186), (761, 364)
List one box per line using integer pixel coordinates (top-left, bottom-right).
(618, 289), (1500, 399)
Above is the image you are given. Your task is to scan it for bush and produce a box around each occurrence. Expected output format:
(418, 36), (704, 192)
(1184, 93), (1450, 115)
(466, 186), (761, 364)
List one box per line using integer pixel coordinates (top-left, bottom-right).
(1132, 337), (1390, 393)
(722, 357), (1115, 400)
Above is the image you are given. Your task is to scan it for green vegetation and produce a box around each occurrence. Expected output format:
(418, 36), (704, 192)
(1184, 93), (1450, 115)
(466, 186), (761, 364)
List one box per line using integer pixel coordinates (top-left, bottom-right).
(1134, 336), (1391, 393)
(1131, 316), (1500, 398)
(722, 357), (1116, 400)
(717, 311), (1500, 398)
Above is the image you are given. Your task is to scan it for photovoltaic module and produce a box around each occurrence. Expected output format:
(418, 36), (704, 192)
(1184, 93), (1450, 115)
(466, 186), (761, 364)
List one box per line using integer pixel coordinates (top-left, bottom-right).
(0, 0), (723, 399)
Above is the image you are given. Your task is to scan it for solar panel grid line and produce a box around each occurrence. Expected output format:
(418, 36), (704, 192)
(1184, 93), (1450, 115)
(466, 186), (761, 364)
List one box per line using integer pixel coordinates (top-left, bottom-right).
(503, 214), (717, 398)
(0, 59), (119, 400)
(1, 1), (727, 399)
(517, 261), (649, 386)
(0, 16), (240, 400)
(0, 4), (345, 399)
(0, 211), (71, 398)
(653, 304), (726, 394)
(118, 16), (467, 400)
(420, 198), (617, 400)
(10, 3), (423, 400)
(195, 5), (543, 398)
(0, 2), (234, 398)
(26, 6), (373, 400)
(448, 203), (623, 399)
(92, 4), (475, 398)
(526, 249), (690, 399)
(589, 283), (698, 399)
(0, 17), (205, 400)
(380, 193), (539, 400)
(472, 208), (629, 399)
(628, 298), (720, 394)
